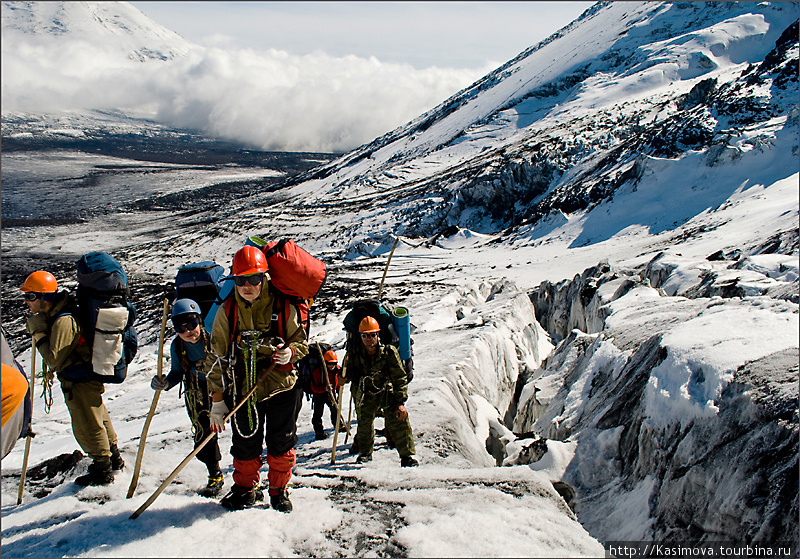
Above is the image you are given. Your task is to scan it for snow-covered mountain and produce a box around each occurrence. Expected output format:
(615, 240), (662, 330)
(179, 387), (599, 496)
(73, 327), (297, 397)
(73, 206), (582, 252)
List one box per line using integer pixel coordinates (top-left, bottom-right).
(1, 0), (193, 61)
(263, 0), (798, 244)
(1, 1), (798, 556)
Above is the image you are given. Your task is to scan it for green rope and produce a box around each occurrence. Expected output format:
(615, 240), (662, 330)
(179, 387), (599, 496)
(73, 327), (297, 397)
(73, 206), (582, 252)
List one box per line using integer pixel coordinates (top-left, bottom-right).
(40, 362), (53, 414)
(185, 378), (200, 440)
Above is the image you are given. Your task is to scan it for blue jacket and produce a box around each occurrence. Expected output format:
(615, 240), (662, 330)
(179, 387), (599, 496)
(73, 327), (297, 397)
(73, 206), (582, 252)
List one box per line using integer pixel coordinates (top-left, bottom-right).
(163, 330), (210, 391)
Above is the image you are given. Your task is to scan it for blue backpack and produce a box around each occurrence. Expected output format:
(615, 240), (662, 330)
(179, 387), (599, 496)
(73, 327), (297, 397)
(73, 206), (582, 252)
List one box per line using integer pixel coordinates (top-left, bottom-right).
(60, 252), (138, 384)
(174, 261), (232, 331)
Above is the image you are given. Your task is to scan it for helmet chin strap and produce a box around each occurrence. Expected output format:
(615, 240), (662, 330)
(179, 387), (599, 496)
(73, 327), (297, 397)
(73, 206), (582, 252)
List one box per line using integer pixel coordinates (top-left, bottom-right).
(35, 295), (55, 314)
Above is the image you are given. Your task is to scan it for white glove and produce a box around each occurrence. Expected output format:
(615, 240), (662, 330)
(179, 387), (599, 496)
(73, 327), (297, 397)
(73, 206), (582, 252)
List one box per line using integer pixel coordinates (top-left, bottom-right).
(273, 346), (293, 365)
(209, 400), (229, 433)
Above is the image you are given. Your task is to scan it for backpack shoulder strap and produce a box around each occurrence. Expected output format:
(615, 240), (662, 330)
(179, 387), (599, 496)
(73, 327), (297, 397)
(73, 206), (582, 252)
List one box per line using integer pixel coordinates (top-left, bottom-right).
(282, 294), (310, 341)
(177, 337), (190, 372)
(270, 291), (289, 340)
(224, 297), (238, 345)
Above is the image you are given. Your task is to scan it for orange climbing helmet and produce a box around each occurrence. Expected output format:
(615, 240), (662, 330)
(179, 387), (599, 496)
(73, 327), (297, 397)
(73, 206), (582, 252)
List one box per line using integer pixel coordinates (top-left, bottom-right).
(231, 246), (268, 277)
(358, 316), (380, 333)
(21, 271), (58, 293)
(323, 350), (338, 363)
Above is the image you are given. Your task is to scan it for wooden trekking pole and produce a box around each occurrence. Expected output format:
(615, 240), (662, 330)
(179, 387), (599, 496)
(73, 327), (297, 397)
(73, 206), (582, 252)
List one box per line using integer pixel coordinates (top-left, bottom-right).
(330, 355), (348, 465)
(317, 342), (350, 439)
(344, 392), (354, 445)
(130, 327), (303, 520)
(127, 297), (169, 499)
(377, 237), (399, 301)
(17, 340), (36, 505)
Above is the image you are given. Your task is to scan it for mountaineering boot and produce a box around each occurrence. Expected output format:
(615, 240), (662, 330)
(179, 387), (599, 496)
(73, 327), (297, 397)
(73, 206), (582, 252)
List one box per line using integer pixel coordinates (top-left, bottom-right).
(199, 471), (225, 498)
(315, 430), (329, 441)
(220, 485), (263, 510)
(269, 488), (293, 513)
(400, 456), (419, 468)
(75, 459), (115, 486)
(356, 453), (372, 464)
(110, 444), (125, 471)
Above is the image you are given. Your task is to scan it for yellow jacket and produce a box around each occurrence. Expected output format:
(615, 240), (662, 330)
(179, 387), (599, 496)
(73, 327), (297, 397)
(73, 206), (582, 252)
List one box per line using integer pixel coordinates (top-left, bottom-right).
(32, 292), (92, 376)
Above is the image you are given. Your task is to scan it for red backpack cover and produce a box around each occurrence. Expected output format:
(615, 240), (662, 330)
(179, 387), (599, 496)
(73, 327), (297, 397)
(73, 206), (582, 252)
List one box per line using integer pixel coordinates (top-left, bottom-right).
(258, 238), (326, 301)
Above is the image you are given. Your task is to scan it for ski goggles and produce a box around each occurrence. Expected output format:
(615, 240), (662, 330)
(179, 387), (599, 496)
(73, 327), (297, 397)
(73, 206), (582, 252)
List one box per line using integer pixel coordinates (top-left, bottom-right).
(233, 274), (264, 287)
(174, 318), (200, 333)
(360, 332), (379, 339)
(23, 292), (55, 302)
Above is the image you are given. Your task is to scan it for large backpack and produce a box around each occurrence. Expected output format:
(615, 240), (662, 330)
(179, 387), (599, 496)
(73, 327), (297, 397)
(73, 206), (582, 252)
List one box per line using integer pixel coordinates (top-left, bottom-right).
(343, 299), (414, 382)
(61, 252), (138, 384)
(295, 341), (333, 399)
(257, 237), (326, 301)
(174, 261), (231, 331)
(343, 299), (396, 350)
(243, 236), (326, 339)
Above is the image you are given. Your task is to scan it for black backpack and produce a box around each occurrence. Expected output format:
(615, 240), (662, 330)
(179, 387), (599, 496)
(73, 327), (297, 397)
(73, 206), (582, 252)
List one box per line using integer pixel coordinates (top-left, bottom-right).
(296, 342), (332, 399)
(342, 299), (413, 382)
(342, 299), (396, 351)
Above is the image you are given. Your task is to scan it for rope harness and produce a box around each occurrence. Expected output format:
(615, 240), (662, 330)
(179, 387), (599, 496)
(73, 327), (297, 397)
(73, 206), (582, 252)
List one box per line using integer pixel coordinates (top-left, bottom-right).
(176, 330), (211, 441)
(231, 330), (263, 438)
(181, 372), (207, 441)
(356, 350), (391, 411)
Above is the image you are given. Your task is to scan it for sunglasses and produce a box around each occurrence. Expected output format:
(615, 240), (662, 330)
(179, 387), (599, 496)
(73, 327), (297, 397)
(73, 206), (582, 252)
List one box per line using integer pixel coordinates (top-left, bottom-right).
(23, 292), (54, 302)
(360, 332), (378, 339)
(175, 318), (200, 333)
(233, 274), (264, 287)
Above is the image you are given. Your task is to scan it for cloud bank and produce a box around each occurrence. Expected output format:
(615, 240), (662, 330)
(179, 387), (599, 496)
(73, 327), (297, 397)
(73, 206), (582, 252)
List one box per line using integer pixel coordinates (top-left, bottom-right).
(1, 31), (490, 153)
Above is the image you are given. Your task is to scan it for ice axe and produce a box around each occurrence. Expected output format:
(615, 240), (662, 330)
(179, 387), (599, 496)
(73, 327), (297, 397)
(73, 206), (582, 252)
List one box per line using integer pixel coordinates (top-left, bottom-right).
(330, 354), (348, 465)
(377, 237), (400, 301)
(130, 326), (304, 519)
(127, 296), (170, 499)
(16, 339), (37, 505)
(344, 391), (354, 445)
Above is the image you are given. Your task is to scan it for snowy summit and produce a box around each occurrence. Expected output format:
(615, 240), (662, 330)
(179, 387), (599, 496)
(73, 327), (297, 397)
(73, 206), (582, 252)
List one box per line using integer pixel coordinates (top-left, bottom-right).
(1, 1), (798, 558)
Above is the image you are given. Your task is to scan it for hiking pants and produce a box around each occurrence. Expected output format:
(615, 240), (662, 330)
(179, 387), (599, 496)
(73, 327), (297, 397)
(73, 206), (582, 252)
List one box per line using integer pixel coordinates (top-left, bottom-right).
(311, 391), (337, 433)
(61, 380), (117, 462)
(354, 387), (415, 458)
(226, 383), (303, 493)
(183, 381), (221, 472)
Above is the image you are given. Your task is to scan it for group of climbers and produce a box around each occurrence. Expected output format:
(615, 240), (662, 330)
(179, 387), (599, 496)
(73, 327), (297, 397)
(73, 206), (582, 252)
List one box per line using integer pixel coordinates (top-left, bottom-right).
(6, 243), (418, 513)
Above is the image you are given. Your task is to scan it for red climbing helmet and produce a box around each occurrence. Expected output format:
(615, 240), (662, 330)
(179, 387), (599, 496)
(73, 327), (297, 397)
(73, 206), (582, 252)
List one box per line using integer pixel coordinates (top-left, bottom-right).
(231, 246), (268, 277)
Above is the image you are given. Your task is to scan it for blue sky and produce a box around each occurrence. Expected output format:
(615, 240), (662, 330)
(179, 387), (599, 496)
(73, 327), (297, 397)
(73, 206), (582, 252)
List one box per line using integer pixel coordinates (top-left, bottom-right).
(131, 2), (595, 70)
